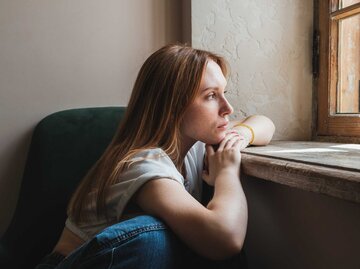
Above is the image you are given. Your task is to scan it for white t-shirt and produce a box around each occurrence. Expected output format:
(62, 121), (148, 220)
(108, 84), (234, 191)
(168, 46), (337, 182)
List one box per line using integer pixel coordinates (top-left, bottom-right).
(65, 141), (205, 241)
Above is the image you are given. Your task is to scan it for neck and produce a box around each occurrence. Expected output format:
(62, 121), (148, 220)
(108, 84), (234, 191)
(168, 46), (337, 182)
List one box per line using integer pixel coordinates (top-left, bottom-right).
(179, 134), (196, 161)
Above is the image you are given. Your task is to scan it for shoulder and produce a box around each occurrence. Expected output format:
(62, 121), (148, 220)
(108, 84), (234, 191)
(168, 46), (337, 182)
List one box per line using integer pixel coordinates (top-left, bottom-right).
(120, 148), (184, 184)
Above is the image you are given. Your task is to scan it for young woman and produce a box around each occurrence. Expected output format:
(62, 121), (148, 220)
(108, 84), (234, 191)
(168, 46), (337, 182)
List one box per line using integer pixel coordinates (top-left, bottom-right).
(35, 44), (275, 269)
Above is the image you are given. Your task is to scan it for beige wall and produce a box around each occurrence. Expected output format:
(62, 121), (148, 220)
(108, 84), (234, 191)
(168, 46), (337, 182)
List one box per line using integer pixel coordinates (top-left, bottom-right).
(192, 0), (313, 140)
(0, 0), (187, 236)
(192, 2), (360, 268)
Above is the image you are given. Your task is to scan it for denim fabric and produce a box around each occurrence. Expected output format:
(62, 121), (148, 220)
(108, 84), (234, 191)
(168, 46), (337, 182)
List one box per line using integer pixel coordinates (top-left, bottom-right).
(35, 215), (247, 269)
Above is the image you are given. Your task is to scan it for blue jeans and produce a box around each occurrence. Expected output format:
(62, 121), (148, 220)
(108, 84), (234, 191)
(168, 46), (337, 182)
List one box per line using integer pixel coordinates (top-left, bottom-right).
(35, 215), (246, 269)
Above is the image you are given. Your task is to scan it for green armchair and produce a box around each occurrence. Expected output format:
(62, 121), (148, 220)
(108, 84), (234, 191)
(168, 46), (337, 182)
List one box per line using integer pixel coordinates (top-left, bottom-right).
(0, 107), (126, 269)
(0, 106), (225, 269)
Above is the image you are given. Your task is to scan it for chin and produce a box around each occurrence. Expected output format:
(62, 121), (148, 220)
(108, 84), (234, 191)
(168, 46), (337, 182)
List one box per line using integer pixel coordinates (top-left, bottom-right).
(197, 130), (226, 145)
(201, 136), (224, 145)
(216, 133), (227, 143)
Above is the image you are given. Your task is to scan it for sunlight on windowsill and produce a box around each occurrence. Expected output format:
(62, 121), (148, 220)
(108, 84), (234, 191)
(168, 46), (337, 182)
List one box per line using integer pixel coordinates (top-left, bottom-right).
(264, 148), (348, 153)
(331, 144), (360, 150)
(241, 140), (360, 204)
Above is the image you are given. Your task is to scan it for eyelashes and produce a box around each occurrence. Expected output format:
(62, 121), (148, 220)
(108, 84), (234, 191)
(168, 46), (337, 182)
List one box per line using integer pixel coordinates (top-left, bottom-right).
(206, 91), (228, 100)
(207, 93), (216, 100)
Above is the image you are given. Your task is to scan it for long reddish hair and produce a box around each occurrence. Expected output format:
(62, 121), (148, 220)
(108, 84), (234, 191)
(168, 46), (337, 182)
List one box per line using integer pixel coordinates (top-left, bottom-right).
(67, 44), (228, 222)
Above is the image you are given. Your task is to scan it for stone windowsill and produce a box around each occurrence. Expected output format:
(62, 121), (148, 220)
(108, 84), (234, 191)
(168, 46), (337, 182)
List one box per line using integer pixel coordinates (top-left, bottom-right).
(241, 141), (360, 203)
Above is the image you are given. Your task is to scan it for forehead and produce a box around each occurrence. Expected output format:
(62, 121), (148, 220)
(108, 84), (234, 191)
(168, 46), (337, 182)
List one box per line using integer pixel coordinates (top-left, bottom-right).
(199, 60), (227, 90)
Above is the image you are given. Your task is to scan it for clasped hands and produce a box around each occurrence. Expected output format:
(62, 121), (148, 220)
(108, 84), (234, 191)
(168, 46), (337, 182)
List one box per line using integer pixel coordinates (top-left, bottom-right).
(202, 130), (247, 186)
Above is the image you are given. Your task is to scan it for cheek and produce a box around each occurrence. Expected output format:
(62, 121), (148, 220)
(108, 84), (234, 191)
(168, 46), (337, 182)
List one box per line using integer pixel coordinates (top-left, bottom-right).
(182, 102), (223, 142)
(190, 111), (213, 131)
(192, 105), (215, 121)
(190, 118), (226, 144)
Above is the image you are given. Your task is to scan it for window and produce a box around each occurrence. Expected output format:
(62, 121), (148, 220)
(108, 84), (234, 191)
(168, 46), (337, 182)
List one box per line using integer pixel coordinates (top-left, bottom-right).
(315, 0), (360, 138)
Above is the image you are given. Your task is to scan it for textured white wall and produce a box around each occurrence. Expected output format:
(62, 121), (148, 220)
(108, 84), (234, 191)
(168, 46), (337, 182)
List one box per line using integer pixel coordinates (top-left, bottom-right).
(0, 0), (184, 236)
(192, 0), (313, 140)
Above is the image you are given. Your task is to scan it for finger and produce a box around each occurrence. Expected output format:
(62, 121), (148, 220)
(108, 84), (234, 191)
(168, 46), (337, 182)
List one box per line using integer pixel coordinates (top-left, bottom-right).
(218, 133), (239, 151)
(204, 154), (208, 165)
(233, 138), (244, 151)
(232, 137), (241, 148)
(205, 144), (215, 155)
(203, 155), (208, 170)
(239, 138), (249, 150)
(236, 136), (249, 150)
(226, 129), (240, 136)
(226, 129), (246, 141)
(224, 136), (237, 149)
(224, 134), (241, 149)
(202, 169), (210, 182)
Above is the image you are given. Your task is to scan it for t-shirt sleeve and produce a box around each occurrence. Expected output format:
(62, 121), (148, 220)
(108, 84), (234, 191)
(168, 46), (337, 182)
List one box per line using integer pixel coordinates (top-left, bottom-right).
(108, 148), (185, 219)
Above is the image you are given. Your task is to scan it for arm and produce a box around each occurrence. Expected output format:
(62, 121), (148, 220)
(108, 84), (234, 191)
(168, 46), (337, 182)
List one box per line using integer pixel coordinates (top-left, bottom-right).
(230, 115), (275, 147)
(135, 134), (247, 260)
(202, 115), (275, 185)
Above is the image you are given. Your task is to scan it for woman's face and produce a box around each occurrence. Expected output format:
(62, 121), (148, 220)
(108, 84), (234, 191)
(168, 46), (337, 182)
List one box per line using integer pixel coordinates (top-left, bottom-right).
(181, 60), (233, 146)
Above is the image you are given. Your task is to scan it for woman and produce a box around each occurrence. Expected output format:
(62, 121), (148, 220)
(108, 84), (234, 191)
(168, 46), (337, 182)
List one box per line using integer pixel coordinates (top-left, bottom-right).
(36, 44), (275, 269)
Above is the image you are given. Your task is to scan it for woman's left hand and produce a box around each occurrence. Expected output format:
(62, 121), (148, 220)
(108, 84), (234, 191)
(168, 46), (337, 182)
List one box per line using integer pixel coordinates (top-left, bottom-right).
(202, 131), (244, 186)
(202, 130), (248, 186)
(226, 130), (249, 151)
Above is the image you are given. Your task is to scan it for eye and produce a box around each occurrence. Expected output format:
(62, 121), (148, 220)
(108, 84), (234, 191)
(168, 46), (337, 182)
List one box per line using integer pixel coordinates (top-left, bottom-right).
(206, 92), (216, 100)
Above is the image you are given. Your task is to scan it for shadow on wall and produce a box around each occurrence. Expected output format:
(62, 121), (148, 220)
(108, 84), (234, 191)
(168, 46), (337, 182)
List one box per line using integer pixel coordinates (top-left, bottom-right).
(151, 0), (190, 47)
(242, 174), (360, 269)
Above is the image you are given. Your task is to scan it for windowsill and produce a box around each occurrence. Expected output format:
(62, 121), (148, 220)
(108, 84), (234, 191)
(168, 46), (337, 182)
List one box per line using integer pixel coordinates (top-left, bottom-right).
(241, 141), (360, 203)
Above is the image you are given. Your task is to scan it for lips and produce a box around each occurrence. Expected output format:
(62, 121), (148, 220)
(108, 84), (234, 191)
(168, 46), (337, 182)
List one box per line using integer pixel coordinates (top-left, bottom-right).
(217, 122), (229, 129)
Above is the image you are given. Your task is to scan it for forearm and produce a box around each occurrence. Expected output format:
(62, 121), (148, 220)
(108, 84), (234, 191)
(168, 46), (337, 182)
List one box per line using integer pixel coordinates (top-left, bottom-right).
(206, 169), (248, 254)
(135, 177), (246, 260)
(207, 169), (243, 215)
(230, 115), (275, 146)
(190, 135), (247, 259)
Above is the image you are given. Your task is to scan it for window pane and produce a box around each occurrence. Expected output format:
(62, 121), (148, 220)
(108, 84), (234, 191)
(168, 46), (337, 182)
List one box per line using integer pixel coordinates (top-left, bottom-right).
(339, 0), (360, 9)
(337, 13), (360, 113)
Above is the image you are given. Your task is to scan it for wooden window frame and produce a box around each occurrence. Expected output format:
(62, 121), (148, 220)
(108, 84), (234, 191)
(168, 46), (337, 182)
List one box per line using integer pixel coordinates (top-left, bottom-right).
(315, 0), (360, 141)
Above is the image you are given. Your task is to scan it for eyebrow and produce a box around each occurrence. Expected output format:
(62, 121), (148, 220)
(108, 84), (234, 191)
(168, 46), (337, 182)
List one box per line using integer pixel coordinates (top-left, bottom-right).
(201, 87), (218, 93)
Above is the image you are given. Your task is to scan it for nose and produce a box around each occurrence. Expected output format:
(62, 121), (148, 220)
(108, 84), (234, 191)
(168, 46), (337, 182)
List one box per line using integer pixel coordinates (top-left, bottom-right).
(220, 97), (234, 117)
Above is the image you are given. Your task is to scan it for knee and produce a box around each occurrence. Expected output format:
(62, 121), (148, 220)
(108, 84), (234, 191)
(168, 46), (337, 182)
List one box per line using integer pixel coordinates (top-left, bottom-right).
(102, 215), (181, 257)
(136, 227), (180, 254)
(111, 224), (183, 269)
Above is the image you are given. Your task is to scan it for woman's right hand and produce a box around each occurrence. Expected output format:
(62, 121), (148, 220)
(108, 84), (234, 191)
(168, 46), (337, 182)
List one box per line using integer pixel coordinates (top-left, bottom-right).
(202, 132), (242, 186)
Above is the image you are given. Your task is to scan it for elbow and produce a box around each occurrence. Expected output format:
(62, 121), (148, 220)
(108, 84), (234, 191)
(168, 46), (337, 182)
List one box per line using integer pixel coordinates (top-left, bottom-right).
(206, 233), (244, 261)
(198, 208), (248, 260)
(213, 215), (247, 260)
(269, 120), (276, 138)
(228, 233), (245, 255)
(223, 230), (245, 258)
(257, 117), (276, 146)
(202, 224), (246, 261)
(267, 117), (276, 140)
(262, 116), (276, 145)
